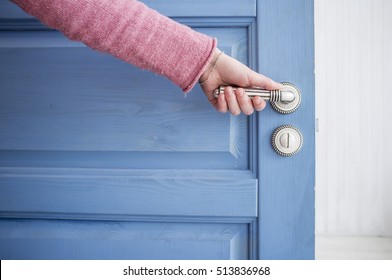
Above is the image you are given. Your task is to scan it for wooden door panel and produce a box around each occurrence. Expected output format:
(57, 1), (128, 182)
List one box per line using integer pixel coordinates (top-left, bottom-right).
(0, 27), (249, 169)
(0, 219), (249, 260)
(0, 172), (257, 217)
(0, 0), (259, 260)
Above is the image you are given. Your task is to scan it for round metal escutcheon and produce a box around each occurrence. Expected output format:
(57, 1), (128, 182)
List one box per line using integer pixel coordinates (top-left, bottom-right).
(271, 125), (303, 156)
(270, 82), (301, 114)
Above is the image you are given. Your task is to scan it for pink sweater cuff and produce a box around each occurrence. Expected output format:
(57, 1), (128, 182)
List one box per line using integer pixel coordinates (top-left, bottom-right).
(12, 0), (217, 93)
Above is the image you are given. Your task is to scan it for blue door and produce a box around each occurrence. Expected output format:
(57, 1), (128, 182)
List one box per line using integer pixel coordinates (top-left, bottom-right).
(0, 0), (314, 259)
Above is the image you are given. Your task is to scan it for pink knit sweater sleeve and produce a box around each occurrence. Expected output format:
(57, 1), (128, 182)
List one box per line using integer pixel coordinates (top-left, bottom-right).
(11, 0), (217, 92)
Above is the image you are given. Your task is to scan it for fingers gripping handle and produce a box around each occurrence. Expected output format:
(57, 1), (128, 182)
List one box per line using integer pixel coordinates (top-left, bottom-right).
(213, 82), (301, 114)
(213, 87), (294, 102)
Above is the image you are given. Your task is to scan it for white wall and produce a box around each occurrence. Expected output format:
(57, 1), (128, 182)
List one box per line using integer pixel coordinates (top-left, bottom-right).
(315, 0), (392, 236)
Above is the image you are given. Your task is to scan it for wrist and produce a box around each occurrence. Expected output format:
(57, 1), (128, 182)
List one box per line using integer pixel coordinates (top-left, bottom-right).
(199, 48), (222, 84)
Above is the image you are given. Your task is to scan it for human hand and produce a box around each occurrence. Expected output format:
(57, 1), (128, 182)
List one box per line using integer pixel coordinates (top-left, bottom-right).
(198, 49), (281, 115)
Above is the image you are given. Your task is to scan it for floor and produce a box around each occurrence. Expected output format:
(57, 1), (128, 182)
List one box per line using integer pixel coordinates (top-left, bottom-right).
(316, 235), (392, 260)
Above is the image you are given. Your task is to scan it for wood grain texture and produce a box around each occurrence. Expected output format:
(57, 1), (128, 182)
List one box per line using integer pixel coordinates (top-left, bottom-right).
(257, 0), (315, 259)
(0, 219), (249, 259)
(0, 29), (243, 153)
(0, 27), (249, 170)
(0, 169), (257, 217)
(315, 0), (392, 236)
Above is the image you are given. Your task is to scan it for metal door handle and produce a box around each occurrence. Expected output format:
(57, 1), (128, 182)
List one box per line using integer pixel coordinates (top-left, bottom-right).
(213, 82), (301, 114)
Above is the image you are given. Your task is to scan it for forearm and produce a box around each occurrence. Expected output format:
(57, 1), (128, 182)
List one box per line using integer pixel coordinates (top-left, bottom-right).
(11, 0), (216, 92)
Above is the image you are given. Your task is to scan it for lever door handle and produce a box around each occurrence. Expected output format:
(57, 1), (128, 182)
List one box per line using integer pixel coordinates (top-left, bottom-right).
(213, 82), (301, 114)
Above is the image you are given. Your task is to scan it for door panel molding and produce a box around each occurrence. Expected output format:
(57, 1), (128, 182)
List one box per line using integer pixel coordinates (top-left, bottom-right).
(0, 169), (257, 218)
(0, 24), (253, 170)
(0, 219), (251, 259)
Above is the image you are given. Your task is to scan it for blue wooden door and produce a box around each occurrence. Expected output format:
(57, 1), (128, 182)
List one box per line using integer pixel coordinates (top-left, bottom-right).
(0, 0), (314, 259)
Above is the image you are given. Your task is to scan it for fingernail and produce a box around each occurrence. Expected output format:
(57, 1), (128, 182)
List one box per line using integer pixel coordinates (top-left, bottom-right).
(254, 98), (261, 105)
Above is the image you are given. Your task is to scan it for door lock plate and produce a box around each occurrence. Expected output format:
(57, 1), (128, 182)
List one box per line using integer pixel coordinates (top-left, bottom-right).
(272, 125), (303, 156)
